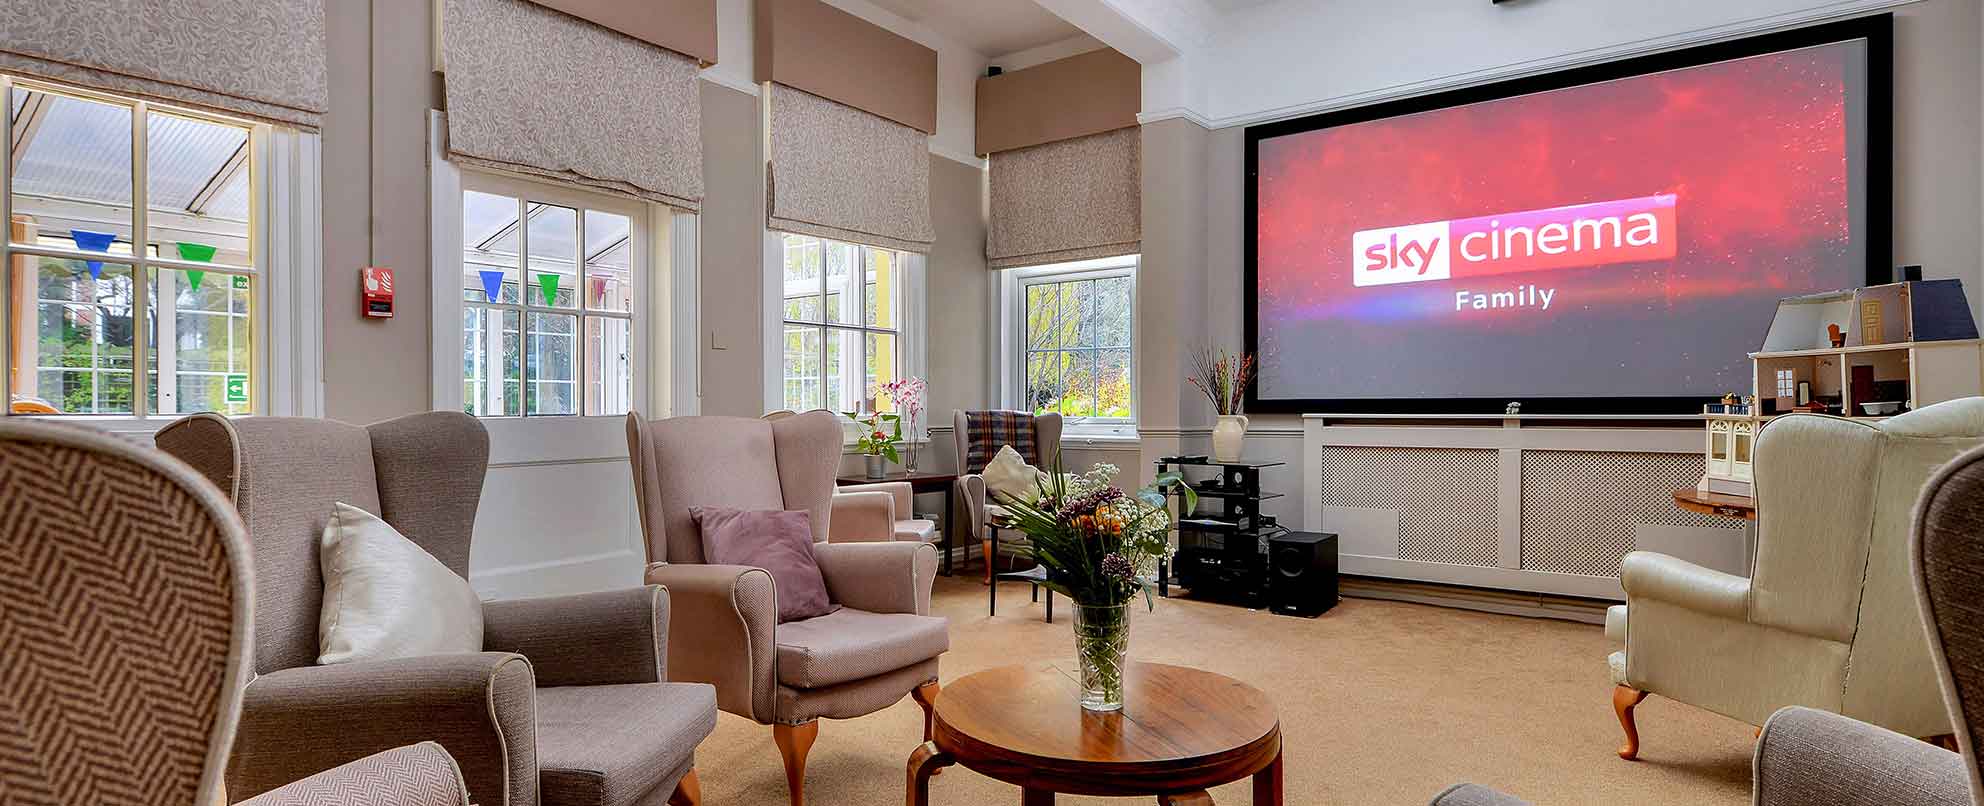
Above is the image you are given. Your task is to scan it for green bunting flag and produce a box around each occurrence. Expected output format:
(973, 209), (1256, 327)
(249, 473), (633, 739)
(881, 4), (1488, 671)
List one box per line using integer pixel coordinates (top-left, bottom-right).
(186, 270), (206, 291)
(175, 242), (218, 262)
(538, 273), (560, 306)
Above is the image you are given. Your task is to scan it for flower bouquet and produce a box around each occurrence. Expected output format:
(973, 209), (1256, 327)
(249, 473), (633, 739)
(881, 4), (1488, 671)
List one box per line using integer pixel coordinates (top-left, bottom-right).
(877, 376), (927, 471)
(993, 458), (1196, 710)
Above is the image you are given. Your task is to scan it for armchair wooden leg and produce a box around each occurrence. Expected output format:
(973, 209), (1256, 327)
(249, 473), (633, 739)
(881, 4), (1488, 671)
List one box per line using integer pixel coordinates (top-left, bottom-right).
(1157, 791), (1213, 806)
(667, 768), (701, 806)
(911, 681), (941, 741)
(1613, 685), (1650, 760)
(774, 721), (819, 806)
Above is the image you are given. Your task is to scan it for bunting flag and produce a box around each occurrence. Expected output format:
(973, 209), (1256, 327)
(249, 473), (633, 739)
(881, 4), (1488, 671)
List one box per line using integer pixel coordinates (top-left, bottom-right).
(589, 276), (609, 307)
(174, 242), (218, 262)
(479, 270), (505, 301)
(538, 273), (559, 306)
(185, 270), (206, 291)
(69, 229), (116, 280)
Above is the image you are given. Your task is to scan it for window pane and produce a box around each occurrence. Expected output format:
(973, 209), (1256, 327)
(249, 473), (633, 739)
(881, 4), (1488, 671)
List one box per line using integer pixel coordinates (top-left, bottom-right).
(866, 332), (897, 413)
(147, 110), (252, 267)
(1026, 351), (1061, 414)
(584, 316), (631, 416)
(824, 241), (859, 325)
(1060, 350), (1096, 417)
(1025, 283), (1056, 350)
(782, 324), (820, 411)
(584, 209), (632, 312)
(10, 89), (134, 254)
(12, 258), (135, 415)
(1055, 282), (1082, 348)
(526, 204), (578, 309)
(462, 306), (521, 416)
(147, 268), (252, 416)
(526, 313), (577, 415)
(463, 190), (521, 304)
(825, 328), (859, 413)
(1097, 348), (1133, 418)
(1096, 276), (1133, 347)
(866, 249), (896, 330)
(782, 234), (822, 323)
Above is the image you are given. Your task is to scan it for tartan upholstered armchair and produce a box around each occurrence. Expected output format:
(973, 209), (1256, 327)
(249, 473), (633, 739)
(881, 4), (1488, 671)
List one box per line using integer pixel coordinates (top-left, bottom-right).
(0, 419), (472, 806)
(952, 410), (1062, 581)
(154, 411), (717, 806)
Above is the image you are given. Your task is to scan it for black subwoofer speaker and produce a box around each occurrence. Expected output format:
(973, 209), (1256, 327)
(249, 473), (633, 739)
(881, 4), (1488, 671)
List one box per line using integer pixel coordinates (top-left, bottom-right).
(1268, 531), (1339, 617)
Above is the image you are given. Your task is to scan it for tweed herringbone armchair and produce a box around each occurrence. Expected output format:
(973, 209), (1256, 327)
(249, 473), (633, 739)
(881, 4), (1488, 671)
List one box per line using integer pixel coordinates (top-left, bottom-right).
(625, 409), (949, 806)
(155, 411), (717, 806)
(0, 419), (472, 806)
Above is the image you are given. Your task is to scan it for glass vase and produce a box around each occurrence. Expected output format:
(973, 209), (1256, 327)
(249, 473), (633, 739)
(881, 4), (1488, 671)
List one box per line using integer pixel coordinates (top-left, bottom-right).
(1072, 602), (1130, 711)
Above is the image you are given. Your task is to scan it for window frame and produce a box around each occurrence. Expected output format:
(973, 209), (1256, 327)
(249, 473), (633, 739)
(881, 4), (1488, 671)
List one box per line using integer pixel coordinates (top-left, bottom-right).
(999, 255), (1140, 439)
(0, 74), (317, 428)
(452, 169), (647, 419)
(773, 232), (906, 416)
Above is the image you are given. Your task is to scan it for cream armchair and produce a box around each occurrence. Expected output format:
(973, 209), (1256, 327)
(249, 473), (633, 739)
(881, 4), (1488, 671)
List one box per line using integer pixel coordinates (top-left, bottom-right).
(952, 410), (1062, 580)
(1606, 398), (1984, 759)
(625, 410), (948, 806)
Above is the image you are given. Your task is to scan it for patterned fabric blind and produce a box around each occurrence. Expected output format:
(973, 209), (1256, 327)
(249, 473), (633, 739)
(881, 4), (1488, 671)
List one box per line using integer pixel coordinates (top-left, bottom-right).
(0, 0), (327, 127)
(442, 0), (705, 210)
(986, 126), (1141, 270)
(766, 84), (934, 253)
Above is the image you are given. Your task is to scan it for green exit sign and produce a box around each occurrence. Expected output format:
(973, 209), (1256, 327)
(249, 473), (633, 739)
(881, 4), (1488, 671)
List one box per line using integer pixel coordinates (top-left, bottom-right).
(225, 374), (248, 403)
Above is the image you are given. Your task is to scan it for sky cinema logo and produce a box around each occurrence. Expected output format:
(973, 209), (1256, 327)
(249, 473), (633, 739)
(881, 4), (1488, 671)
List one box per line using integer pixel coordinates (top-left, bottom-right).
(1351, 194), (1677, 287)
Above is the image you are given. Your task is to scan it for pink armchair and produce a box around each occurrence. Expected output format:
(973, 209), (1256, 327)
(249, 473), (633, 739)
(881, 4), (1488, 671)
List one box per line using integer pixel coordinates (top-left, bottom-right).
(625, 410), (949, 806)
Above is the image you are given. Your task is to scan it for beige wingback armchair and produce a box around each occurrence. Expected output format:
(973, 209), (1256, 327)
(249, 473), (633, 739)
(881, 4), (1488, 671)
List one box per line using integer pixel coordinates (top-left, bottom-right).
(953, 410), (1062, 579)
(155, 412), (717, 806)
(0, 418), (474, 806)
(626, 410), (948, 806)
(1605, 398), (1984, 759)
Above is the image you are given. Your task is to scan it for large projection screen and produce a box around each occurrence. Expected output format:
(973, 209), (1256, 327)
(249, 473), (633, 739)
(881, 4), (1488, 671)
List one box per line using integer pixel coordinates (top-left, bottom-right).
(1244, 16), (1891, 414)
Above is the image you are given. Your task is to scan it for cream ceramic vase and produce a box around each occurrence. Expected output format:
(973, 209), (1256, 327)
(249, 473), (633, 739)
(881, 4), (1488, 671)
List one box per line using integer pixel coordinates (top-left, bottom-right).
(1212, 414), (1249, 463)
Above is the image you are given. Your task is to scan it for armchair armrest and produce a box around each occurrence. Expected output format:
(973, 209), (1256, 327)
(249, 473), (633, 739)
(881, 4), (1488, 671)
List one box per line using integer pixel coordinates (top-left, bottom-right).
(1620, 551), (1749, 620)
(643, 562), (778, 723)
(1754, 707), (1968, 806)
(840, 481), (914, 516)
(483, 586), (666, 687)
(829, 490), (896, 542)
(813, 541), (937, 616)
(238, 742), (470, 806)
(956, 474), (988, 541)
(228, 653), (536, 806)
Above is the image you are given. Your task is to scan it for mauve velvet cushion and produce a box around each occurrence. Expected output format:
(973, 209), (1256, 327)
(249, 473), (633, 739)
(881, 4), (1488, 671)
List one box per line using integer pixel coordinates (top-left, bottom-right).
(692, 506), (837, 622)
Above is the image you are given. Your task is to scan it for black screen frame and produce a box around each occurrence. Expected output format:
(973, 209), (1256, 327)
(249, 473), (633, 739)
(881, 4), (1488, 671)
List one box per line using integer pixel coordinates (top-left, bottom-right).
(1242, 14), (1893, 416)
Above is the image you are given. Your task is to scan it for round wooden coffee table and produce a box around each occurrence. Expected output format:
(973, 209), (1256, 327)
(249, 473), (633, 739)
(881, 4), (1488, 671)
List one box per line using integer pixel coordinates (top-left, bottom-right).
(906, 661), (1282, 805)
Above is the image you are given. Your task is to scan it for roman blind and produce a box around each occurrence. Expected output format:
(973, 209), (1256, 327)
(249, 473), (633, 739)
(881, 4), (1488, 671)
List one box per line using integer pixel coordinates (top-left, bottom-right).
(0, 0), (327, 127)
(441, 0), (704, 210)
(986, 126), (1141, 269)
(766, 84), (933, 253)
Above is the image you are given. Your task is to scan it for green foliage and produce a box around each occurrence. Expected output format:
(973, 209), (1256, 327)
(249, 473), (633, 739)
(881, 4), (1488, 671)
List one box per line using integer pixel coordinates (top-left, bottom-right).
(993, 457), (1195, 609)
(843, 409), (902, 463)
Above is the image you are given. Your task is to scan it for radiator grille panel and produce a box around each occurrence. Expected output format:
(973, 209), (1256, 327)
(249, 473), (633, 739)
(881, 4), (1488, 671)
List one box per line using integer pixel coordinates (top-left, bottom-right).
(1319, 446), (1499, 566)
(1520, 450), (1732, 576)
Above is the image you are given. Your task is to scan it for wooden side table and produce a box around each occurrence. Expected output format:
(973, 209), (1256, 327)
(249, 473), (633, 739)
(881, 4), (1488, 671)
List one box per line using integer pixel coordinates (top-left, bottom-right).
(907, 662), (1283, 805)
(838, 470), (961, 574)
(1672, 488), (1757, 520)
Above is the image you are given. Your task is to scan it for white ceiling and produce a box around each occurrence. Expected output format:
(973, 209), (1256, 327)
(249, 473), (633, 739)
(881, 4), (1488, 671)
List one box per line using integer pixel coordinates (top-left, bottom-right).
(864, 0), (1085, 57)
(1201, 0), (1277, 10)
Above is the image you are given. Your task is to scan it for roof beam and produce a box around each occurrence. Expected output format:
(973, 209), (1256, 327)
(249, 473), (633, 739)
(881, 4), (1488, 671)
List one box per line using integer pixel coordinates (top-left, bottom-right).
(1029, 0), (1217, 65)
(187, 140), (248, 215)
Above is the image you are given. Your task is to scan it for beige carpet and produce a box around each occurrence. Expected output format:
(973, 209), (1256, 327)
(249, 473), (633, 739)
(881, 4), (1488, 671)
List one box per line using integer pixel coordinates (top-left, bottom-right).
(690, 576), (1755, 805)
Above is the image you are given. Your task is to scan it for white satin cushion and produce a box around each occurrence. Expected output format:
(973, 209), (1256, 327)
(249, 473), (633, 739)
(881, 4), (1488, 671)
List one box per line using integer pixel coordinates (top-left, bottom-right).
(317, 502), (483, 665)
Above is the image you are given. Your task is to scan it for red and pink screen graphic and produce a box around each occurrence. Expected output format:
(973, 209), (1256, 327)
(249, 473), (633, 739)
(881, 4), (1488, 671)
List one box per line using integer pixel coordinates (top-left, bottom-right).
(1253, 39), (1869, 402)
